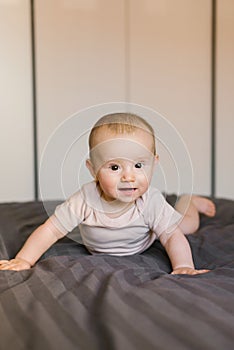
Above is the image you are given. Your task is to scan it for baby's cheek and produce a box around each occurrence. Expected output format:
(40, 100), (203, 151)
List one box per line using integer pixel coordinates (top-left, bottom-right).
(138, 167), (152, 180)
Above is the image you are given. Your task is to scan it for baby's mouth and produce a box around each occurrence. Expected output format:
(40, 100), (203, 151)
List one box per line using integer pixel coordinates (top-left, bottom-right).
(118, 187), (137, 193)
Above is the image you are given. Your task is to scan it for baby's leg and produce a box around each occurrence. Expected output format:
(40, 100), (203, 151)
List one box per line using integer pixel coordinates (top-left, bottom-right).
(175, 195), (216, 234)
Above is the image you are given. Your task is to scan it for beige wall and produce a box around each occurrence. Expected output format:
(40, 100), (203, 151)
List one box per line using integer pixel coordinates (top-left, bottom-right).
(216, 0), (234, 199)
(128, 0), (211, 195)
(0, 0), (233, 201)
(0, 0), (33, 201)
(36, 0), (211, 200)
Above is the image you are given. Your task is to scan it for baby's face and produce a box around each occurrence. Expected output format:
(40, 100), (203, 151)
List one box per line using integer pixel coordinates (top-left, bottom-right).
(86, 128), (158, 204)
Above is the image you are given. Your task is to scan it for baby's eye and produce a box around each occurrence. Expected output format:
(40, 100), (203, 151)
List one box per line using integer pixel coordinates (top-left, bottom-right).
(135, 162), (144, 169)
(110, 164), (120, 171)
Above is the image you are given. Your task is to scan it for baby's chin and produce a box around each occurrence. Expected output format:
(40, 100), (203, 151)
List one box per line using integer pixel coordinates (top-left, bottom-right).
(104, 196), (136, 204)
(115, 194), (139, 204)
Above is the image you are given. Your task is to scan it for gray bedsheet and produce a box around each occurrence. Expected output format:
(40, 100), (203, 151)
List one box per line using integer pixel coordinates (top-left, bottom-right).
(0, 196), (233, 350)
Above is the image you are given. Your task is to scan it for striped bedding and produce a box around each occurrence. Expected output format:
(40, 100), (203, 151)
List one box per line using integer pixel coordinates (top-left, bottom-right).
(0, 196), (233, 350)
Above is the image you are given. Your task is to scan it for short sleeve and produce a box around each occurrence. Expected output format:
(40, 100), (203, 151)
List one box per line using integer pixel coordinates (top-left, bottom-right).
(50, 190), (86, 235)
(144, 188), (182, 237)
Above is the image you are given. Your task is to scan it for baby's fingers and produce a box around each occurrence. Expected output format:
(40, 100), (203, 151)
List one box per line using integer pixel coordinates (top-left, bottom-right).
(193, 269), (210, 275)
(0, 260), (10, 264)
(0, 259), (30, 271)
(172, 267), (210, 275)
(0, 260), (13, 270)
(182, 268), (210, 275)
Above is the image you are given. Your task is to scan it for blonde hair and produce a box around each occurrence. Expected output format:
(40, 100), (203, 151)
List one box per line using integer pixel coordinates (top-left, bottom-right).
(89, 113), (156, 154)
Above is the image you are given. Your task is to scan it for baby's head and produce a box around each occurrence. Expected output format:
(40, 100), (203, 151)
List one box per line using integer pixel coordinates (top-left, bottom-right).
(88, 113), (156, 154)
(86, 113), (158, 203)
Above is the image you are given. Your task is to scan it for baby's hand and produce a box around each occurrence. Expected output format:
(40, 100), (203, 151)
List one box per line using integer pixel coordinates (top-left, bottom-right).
(171, 267), (210, 275)
(0, 258), (31, 271)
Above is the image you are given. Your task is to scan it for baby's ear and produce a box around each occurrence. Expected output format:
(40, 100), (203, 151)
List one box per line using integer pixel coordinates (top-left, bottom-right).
(154, 154), (159, 165)
(86, 159), (96, 178)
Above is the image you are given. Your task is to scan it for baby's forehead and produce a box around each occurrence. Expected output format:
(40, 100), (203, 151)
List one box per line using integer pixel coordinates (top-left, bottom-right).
(89, 137), (154, 170)
(91, 126), (154, 150)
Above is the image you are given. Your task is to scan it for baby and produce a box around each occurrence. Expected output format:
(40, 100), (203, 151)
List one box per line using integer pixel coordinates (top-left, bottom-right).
(0, 113), (215, 274)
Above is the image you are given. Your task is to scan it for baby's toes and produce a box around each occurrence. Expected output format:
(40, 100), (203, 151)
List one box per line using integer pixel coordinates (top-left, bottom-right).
(206, 202), (216, 217)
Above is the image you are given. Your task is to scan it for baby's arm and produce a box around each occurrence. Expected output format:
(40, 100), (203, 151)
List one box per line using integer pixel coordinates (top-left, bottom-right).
(0, 219), (64, 271)
(159, 227), (209, 275)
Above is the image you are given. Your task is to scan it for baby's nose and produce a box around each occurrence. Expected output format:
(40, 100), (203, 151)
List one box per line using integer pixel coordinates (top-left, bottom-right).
(121, 167), (135, 182)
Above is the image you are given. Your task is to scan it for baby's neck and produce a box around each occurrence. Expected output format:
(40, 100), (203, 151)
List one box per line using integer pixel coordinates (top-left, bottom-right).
(101, 199), (135, 218)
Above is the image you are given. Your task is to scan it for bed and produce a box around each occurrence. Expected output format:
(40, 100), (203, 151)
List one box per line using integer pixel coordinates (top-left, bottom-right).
(0, 195), (233, 350)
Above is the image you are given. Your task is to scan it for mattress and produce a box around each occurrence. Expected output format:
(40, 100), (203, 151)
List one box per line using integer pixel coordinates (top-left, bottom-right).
(0, 196), (233, 350)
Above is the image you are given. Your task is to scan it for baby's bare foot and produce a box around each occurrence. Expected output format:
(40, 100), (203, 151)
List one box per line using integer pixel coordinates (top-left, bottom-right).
(192, 196), (216, 217)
